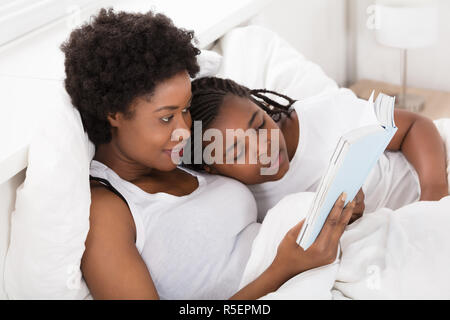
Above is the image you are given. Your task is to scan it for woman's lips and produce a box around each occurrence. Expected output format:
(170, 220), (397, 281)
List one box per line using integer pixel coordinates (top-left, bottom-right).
(164, 147), (184, 158)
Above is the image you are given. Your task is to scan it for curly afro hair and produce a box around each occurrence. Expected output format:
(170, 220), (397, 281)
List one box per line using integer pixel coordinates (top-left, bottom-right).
(61, 8), (200, 146)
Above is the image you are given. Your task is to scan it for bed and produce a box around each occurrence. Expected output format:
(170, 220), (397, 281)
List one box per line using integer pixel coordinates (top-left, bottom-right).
(1, 0), (449, 300)
(0, 0), (275, 300)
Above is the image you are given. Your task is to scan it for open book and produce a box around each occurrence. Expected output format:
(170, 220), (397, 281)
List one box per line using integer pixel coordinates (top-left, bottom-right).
(296, 92), (397, 250)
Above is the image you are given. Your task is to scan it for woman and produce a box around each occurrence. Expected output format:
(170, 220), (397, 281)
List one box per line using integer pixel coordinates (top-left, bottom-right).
(185, 76), (448, 221)
(60, 8), (356, 300)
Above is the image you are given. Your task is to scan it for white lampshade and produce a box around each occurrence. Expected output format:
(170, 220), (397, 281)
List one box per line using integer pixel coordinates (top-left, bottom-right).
(375, 1), (438, 49)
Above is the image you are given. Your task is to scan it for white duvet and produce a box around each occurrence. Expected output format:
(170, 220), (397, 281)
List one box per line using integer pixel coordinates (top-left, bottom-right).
(218, 25), (450, 300)
(239, 118), (450, 300)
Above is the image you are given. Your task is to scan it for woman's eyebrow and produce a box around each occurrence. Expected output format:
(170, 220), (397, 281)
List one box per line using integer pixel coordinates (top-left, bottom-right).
(153, 95), (192, 113)
(154, 106), (179, 112)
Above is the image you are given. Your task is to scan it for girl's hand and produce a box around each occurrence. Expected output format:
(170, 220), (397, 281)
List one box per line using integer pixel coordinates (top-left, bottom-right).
(270, 193), (355, 281)
(229, 193), (355, 300)
(349, 188), (365, 224)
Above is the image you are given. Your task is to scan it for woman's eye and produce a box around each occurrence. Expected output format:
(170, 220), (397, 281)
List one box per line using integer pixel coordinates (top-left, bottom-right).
(182, 106), (191, 113)
(161, 115), (174, 122)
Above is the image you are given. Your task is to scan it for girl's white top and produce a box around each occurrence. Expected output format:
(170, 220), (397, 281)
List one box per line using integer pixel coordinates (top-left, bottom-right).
(90, 160), (260, 299)
(249, 88), (421, 221)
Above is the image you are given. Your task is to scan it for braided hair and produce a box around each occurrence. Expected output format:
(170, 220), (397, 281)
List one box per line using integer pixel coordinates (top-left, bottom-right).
(184, 77), (297, 170)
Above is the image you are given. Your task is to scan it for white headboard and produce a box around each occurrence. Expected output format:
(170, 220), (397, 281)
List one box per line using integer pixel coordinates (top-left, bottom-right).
(0, 0), (273, 299)
(0, 167), (25, 300)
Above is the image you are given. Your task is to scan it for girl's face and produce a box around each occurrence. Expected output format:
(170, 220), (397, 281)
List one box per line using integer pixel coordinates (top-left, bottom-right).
(108, 71), (193, 172)
(202, 95), (290, 185)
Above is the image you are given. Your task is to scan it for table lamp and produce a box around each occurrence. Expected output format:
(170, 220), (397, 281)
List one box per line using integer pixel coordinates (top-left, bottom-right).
(375, 0), (438, 112)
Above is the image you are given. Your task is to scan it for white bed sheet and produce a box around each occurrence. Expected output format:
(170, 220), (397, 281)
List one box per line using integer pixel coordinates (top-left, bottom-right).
(239, 119), (450, 300)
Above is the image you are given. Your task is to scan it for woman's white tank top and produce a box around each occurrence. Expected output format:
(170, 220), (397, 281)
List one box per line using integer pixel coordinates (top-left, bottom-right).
(89, 160), (260, 299)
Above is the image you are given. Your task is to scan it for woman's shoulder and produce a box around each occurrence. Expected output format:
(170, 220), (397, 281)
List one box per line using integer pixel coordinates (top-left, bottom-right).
(90, 181), (130, 212)
(89, 182), (136, 242)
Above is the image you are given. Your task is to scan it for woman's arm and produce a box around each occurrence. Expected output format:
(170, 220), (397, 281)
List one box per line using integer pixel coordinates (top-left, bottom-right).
(387, 109), (448, 201)
(229, 194), (355, 300)
(83, 187), (354, 300)
(81, 186), (159, 299)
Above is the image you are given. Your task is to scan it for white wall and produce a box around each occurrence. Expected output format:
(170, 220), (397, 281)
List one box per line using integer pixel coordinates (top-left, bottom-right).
(253, 0), (450, 92)
(253, 0), (347, 86)
(351, 0), (450, 91)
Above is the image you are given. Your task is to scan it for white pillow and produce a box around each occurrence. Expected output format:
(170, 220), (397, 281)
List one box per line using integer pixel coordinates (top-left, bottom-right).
(213, 25), (338, 100)
(3, 48), (222, 299)
(4, 80), (92, 299)
(193, 49), (223, 80)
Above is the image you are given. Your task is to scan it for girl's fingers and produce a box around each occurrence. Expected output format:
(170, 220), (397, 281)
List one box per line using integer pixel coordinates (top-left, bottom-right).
(349, 212), (363, 224)
(329, 200), (355, 244)
(287, 219), (305, 239)
(315, 193), (347, 245)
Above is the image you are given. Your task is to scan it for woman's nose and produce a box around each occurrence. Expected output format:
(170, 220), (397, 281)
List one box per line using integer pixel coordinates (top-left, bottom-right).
(171, 115), (191, 142)
(180, 112), (192, 130)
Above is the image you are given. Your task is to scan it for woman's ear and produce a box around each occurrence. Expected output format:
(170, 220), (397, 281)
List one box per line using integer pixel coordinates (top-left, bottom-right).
(107, 112), (121, 128)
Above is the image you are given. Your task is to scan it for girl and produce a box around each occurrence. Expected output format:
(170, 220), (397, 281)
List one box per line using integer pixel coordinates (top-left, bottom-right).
(61, 8), (356, 300)
(185, 76), (448, 221)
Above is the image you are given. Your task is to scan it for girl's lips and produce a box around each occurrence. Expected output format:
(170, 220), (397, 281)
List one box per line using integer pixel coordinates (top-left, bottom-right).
(263, 150), (284, 170)
(268, 153), (281, 170)
(278, 151), (285, 166)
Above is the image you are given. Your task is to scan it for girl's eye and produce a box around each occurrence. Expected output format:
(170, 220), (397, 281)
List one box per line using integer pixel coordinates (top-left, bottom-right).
(258, 120), (266, 130)
(235, 144), (245, 160)
(161, 115), (174, 123)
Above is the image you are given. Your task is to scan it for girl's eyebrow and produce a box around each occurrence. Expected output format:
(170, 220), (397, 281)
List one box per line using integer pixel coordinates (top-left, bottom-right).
(224, 139), (243, 161)
(223, 111), (263, 159)
(248, 110), (260, 128)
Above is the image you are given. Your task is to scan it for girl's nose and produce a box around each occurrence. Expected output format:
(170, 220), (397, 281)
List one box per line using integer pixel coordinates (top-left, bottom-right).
(258, 128), (279, 165)
(258, 129), (271, 158)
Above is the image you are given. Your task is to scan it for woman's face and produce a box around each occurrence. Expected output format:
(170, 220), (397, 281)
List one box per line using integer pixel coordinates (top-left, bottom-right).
(108, 71), (192, 172)
(202, 95), (290, 185)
